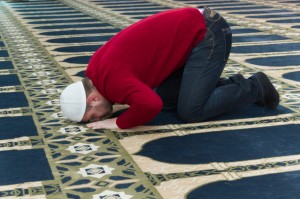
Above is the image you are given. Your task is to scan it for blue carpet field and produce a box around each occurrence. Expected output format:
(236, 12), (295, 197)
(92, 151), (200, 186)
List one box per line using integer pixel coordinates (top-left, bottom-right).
(1, 0), (300, 198)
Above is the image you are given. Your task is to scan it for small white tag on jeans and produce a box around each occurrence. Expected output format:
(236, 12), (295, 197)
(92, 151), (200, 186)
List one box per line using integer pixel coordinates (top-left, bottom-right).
(198, 8), (204, 14)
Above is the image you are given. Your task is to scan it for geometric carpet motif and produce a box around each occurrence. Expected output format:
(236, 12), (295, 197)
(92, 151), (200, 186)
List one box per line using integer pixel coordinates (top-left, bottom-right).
(0, 0), (300, 198)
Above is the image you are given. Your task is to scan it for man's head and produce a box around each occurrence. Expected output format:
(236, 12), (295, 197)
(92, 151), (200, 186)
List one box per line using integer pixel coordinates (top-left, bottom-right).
(60, 78), (113, 123)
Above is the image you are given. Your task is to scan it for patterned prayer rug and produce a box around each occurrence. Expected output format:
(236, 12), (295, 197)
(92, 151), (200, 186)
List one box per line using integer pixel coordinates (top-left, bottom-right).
(1, 0), (300, 198)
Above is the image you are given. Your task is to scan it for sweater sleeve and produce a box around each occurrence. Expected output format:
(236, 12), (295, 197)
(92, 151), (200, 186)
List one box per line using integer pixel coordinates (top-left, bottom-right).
(114, 79), (163, 129)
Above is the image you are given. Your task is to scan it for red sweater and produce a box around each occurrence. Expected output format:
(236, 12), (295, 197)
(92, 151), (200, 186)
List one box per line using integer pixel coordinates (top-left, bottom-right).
(86, 7), (206, 129)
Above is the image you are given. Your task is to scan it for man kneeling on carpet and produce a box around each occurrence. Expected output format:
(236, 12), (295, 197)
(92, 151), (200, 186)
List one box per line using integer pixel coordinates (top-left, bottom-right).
(60, 7), (280, 129)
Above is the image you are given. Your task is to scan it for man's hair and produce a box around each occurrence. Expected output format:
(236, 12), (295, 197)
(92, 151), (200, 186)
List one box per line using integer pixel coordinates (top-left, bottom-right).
(81, 77), (94, 97)
(81, 77), (95, 113)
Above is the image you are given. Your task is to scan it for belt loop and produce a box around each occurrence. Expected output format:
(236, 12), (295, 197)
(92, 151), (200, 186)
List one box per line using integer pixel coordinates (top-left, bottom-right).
(203, 6), (210, 19)
(203, 7), (217, 19)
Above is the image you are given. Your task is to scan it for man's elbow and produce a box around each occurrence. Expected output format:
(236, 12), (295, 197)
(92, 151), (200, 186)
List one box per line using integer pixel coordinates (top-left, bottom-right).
(147, 96), (163, 116)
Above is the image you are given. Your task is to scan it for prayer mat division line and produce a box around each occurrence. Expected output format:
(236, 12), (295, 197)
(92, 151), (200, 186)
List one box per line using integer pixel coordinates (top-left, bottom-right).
(0, 0), (300, 199)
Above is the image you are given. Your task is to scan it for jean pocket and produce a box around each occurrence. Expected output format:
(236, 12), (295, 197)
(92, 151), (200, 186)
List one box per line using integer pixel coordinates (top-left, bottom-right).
(189, 29), (214, 62)
(222, 27), (232, 61)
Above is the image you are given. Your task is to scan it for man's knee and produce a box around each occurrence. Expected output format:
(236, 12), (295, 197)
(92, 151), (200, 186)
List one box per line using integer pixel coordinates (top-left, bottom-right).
(177, 106), (204, 123)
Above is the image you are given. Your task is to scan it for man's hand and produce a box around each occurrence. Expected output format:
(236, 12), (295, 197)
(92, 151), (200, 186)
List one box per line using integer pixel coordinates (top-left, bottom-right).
(86, 118), (118, 130)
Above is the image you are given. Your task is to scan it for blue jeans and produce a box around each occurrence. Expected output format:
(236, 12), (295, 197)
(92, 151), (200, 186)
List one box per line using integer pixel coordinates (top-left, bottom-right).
(156, 7), (260, 122)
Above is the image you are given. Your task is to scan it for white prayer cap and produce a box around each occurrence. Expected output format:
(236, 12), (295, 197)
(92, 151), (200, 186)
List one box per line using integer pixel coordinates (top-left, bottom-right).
(60, 81), (86, 122)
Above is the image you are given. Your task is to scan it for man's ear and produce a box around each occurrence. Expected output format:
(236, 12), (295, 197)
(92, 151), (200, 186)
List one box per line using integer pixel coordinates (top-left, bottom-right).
(86, 92), (100, 107)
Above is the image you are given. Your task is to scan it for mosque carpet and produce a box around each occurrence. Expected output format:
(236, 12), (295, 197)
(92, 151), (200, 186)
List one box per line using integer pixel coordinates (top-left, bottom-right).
(1, 0), (300, 198)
